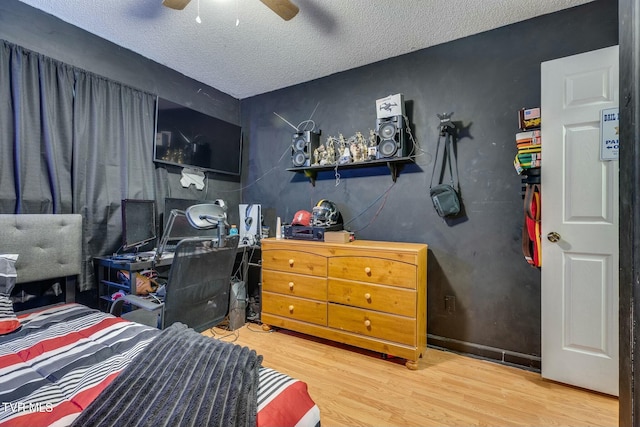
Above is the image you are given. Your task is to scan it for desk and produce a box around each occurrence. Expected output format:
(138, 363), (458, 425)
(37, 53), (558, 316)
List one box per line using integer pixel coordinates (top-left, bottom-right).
(95, 245), (260, 313)
(94, 255), (169, 312)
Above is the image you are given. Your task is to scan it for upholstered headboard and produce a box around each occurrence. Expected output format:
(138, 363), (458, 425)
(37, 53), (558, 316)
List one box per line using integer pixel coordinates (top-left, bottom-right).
(0, 215), (82, 290)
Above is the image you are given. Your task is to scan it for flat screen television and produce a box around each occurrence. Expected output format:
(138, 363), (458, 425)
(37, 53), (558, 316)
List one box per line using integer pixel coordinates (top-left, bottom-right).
(122, 199), (157, 251)
(154, 97), (242, 176)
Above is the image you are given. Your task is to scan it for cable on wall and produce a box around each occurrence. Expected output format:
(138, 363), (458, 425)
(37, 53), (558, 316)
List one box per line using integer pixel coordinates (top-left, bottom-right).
(343, 181), (396, 232)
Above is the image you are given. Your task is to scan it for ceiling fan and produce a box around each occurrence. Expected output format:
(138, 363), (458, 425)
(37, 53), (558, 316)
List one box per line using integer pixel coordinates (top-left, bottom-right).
(162, 0), (299, 21)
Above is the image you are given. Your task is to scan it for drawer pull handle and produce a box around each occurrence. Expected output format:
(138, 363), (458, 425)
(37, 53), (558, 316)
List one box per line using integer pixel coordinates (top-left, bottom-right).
(289, 259), (294, 266)
(364, 267), (371, 275)
(364, 293), (371, 301)
(288, 282), (294, 290)
(288, 305), (294, 312)
(364, 319), (371, 327)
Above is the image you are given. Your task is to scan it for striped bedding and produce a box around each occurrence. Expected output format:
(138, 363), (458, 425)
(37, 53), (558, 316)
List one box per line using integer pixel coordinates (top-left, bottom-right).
(0, 304), (320, 427)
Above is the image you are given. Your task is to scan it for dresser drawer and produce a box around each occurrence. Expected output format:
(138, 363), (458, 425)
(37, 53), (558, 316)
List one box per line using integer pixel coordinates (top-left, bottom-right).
(262, 292), (327, 326)
(263, 270), (327, 300)
(263, 249), (327, 277)
(328, 279), (416, 317)
(328, 303), (415, 345)
(328, 256), (416, 289)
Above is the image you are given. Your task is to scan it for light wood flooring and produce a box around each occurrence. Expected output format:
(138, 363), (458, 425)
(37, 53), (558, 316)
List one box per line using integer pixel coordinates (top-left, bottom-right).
(203, 324), (618, 427)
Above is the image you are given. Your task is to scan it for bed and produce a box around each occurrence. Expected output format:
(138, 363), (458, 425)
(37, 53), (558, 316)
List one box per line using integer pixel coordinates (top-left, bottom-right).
(0, 214), (320, 427)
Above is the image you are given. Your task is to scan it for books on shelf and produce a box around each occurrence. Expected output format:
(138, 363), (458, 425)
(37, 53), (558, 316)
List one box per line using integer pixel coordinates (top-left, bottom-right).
(514, 129), (541, 174)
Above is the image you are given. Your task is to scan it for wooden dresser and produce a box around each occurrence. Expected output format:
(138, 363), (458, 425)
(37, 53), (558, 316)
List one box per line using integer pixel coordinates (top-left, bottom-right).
(260, 238), (427, 369)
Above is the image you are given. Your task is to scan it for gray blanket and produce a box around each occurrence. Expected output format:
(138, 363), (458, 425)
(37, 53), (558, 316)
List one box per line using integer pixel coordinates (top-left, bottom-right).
(72, 322), (263, 427)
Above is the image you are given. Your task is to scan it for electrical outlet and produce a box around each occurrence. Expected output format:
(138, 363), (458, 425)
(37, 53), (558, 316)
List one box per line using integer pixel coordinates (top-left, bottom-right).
(445, 295), (456, 314)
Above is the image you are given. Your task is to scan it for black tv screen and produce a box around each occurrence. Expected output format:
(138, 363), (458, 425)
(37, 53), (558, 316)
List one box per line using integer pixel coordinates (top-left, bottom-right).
(122, 199), (156, 251)
(154, 98), (242, 176)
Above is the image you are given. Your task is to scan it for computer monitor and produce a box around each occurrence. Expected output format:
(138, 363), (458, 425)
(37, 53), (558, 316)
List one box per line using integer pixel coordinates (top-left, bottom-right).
(162, 198), (219, 243)
(122, 199), (157, 251)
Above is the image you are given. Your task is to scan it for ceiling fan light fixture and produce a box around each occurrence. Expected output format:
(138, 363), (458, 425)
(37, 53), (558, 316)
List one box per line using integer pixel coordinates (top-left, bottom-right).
(258, 0), (299, 21)
(162, 0), (298, 22)
(162, 0), (191, 11)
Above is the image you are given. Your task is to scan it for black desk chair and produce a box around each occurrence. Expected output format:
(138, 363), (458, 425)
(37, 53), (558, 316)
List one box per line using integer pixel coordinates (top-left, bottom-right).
(163, 235), (239, 331)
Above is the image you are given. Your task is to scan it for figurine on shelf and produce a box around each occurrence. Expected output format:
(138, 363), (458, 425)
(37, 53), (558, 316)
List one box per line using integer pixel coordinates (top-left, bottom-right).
(352, 132), (367, 162)
(349, 141), (362, 163)
(338, 137), (352, 165)
(314, 144), (327, 165)
(349, 137), (364, 162)
(337, 134), (347, 153)
(326, 137), (336, 165)
(367, 129), (378, 160)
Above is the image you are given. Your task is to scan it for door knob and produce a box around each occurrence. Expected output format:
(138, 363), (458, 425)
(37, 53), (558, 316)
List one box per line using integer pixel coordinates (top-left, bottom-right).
(547, 231), (561, 243)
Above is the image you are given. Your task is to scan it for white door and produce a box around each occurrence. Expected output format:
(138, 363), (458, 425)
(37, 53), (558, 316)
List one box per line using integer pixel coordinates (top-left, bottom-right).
(540, 45), (619, 396)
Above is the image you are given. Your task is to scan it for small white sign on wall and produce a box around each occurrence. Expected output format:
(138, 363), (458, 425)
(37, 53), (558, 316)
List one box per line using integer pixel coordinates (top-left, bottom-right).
(600, 107), (619, 161)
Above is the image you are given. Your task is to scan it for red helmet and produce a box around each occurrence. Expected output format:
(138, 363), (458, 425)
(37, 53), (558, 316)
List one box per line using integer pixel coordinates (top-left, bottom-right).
(291, 210), (312, 226)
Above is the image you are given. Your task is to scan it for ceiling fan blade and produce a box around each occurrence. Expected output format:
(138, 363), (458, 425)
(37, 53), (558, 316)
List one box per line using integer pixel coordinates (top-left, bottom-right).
(162, 0), (191, 11)
(259, 0), (299, 21)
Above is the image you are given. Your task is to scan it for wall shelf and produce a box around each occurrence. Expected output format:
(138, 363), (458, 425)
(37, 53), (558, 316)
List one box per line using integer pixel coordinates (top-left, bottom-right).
(286, 156), (413, 186)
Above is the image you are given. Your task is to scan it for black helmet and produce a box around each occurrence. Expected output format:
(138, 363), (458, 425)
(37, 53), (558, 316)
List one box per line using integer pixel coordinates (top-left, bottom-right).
(312, 199), (343, 227)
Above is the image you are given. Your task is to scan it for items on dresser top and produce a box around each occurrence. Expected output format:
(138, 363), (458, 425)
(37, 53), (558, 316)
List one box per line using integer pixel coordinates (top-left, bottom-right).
(260, 238), (427, 369)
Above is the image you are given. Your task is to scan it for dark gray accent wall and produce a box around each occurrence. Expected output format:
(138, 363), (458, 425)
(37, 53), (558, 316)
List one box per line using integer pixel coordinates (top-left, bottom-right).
(0, 0), (243, 224)
(240, 0), (618, 364)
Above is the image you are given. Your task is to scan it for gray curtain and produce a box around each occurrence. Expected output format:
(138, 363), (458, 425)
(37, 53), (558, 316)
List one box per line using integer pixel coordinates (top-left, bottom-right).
(73, 73), (156, 288)
(0, 40), (156, 291)
(0, 41), (75, 214)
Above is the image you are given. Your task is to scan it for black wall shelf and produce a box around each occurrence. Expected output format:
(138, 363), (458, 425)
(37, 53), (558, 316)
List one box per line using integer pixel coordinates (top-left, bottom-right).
(286, 157), (413, 186)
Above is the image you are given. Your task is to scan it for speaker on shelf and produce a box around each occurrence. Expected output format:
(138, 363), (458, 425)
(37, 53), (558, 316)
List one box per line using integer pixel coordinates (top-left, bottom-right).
(376, 115), (410, 159)
(291, 130), (320, 167)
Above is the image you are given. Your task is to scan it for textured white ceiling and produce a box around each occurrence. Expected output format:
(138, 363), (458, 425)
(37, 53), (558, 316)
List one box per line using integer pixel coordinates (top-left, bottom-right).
(19, 0), (594, 99)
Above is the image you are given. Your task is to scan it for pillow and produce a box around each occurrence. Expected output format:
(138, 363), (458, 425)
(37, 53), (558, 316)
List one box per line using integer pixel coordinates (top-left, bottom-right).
(0, 254), (20, 335)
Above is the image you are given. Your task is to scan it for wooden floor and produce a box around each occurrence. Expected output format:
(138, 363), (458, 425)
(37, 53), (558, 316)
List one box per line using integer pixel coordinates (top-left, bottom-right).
(203, 323), (618, 427)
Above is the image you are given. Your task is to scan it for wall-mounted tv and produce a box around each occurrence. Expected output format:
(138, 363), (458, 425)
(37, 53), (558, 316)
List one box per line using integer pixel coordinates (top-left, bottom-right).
(154, 97), (242, 176)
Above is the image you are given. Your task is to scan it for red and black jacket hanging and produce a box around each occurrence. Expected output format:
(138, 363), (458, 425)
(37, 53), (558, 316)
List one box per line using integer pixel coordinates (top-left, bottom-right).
(522, 179), (541, 268)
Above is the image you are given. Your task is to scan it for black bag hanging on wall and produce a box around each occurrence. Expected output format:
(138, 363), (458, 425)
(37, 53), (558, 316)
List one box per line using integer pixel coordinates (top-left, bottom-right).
(429, 119), (461, 218)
